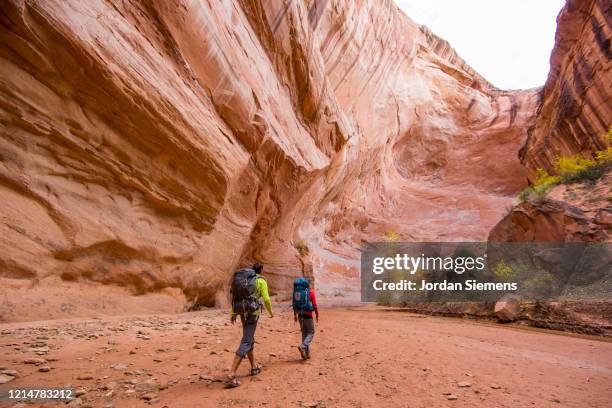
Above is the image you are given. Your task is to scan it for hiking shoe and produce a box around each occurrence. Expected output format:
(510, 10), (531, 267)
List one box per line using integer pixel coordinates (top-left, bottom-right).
(224, 375), (241, 388)
(297, 345), (307, 360)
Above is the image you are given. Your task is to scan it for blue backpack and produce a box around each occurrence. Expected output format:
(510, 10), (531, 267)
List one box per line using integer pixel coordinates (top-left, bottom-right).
(292, 277), (313, 312)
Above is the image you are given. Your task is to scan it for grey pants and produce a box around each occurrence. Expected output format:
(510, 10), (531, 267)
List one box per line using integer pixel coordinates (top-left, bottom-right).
(298, 315), (315, 350)
(236, 314), (258, 358)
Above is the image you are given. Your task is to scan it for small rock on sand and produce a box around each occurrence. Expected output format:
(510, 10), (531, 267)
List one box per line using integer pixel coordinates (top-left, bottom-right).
(0, 374), (15, 384)
(447, 394), (458, 400)
(457, 382), (471, 388)
(140, 392), (159, 402)
(29, 346), (50, 355)
(67, 398), (83, 407)
(135, 378), (159, 394)
(23, 358), (47, 365)
(111, 364), (128, 370)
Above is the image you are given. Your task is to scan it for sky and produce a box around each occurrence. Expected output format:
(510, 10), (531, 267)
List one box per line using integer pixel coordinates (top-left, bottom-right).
(394, 0), (566, 90)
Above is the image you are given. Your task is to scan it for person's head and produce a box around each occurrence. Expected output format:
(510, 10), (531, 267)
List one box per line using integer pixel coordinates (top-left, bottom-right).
(253, 262), (263, 275)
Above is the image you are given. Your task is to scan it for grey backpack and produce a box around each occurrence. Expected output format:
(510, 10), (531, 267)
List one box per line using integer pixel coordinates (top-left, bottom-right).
(231, 268), (260, 314)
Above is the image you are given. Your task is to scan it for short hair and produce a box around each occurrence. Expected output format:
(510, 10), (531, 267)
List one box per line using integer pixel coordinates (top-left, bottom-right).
(253, 263), (263, 274)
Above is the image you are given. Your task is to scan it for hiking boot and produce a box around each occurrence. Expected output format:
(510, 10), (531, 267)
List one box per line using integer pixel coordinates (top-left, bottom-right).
(297, 345), (307, 360)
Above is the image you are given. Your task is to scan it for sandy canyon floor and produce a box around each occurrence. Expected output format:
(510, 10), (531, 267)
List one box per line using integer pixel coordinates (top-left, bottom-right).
(0, 307), (611, 408)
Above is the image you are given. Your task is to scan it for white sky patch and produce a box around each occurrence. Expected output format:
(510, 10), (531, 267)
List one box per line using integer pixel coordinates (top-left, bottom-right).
(394, 0), (566, 90)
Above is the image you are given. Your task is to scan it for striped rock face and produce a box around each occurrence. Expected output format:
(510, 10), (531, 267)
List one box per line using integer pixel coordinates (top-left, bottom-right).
(520, 0), (611, 181)
(0, 0), (544, 321)
(491, 0), (611, 245)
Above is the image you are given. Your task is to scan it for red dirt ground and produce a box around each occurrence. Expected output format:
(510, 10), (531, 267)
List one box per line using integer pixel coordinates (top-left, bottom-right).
(1, 306), (611, 407)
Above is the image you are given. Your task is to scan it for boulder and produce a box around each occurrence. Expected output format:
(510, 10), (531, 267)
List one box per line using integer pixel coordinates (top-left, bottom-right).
(494, 297), (521, 322)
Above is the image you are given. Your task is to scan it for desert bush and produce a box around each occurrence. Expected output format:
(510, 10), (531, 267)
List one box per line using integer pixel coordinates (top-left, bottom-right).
(494, 260), (516, 281)
(518, 169), (559, 202)
(560, 160), (610, 184)
(555, 155), (597, 176)
(295, 241), (310, 257)
(382, 230), (400, 242)
(518, 146), (611, 201)
(518, 186), (535, 202)
(525, 271), (556, 298)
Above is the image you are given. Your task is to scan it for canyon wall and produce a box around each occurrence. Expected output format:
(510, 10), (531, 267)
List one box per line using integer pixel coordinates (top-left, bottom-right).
(491, 0), (610, 243)
(0, 0), (538, 321)
(520, 0), (610, 181)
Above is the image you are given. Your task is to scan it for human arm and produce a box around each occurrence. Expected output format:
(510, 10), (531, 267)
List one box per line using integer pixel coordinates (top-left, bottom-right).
(258, 278), (273, 317)
(311, 289), (319, 322)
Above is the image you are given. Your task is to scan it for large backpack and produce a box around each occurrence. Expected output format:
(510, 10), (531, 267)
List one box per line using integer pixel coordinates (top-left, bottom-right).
(231, 268), (261, 314)
(292, 277), (313, 313)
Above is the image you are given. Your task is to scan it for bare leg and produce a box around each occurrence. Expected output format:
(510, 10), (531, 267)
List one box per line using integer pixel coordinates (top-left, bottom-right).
(247, 349), (255, 369)
(228, 354), (243, 378)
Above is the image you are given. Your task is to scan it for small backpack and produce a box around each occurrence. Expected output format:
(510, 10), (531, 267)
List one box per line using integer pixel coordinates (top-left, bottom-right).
(231, 268), (261, 314)
(292, 277), (313, 313)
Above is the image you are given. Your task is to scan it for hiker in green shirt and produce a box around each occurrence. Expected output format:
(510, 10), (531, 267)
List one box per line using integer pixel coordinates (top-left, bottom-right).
(225, 263), (273, 388)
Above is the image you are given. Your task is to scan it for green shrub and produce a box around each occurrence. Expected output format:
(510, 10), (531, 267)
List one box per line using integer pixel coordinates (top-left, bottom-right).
(560, 161), (610, 184)
(383, 230), (400, 242)
(518, 168), (559, 201)
(525, 271), (556, 297)
(518, 186), (534, 202)
(518, 145), (611, 201)
(555, 155), (596, 176)
(295, 241), (310, 257)
(596, 147), (612, 162)
(494, 260), (516, 281)
(535, 168), (561, 186)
